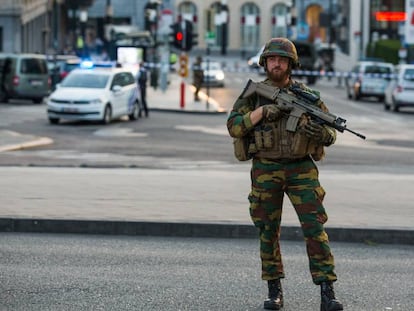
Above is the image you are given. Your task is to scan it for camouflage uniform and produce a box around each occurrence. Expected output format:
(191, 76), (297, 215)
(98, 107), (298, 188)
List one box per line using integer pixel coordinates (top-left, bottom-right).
(227, 73), (337, 286)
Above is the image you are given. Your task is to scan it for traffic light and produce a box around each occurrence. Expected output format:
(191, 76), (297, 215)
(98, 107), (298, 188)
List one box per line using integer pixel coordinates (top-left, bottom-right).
(184, 21), (198, 52)
(169, 21), (198, 52)
(169, 22), (184, 50)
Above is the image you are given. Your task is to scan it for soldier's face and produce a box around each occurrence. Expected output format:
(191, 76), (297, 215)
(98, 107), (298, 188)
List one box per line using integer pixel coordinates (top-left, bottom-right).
(266, 55), (290, 85)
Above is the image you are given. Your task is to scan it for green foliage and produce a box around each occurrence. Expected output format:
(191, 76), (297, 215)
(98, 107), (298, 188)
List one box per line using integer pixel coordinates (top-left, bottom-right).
(366, 39), (401, 64)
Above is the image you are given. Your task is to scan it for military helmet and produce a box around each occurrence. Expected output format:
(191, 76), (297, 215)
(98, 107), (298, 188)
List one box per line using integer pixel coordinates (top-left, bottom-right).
(258, 38), (299, 67)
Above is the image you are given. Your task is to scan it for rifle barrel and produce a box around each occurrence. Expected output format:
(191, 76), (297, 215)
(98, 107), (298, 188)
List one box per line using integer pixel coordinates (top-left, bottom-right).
(345, 128), (366, 140)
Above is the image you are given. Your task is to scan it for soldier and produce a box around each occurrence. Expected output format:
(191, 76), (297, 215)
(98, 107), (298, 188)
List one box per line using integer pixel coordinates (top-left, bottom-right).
(227, 38), (343, 311)
(192, 56), (204, 101)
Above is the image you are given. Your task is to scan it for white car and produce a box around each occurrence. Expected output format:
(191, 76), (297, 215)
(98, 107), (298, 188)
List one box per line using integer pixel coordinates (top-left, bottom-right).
(247, 46), (264, 69)
(384, 64), (414, 112)
(201, 61), (225, 87)
(47, 68), (140, 124)
(247, 45), (266, 75)
(345, 61), (394, 102)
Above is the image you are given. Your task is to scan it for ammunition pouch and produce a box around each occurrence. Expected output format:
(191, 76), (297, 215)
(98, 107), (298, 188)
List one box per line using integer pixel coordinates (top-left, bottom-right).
(253, 116), (326, 161)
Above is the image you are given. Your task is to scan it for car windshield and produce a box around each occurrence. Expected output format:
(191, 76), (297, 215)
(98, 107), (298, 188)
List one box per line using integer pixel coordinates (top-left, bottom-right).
(61, 73), (109, 88)
(202, 62), (221, 70)
(20, 58), (48, 74)
(64, 62), (80, 72)
(403, 68), (414, 81)
(364, 65), (391, 74)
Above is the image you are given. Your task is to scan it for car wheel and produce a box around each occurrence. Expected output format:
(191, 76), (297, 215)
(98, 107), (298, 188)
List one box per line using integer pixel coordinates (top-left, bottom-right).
(33, 97), (43, 104)
(352, 87), (360, 101)
(377, 96), (384, 103)
(102, 105), (112, 124)
(49, 117), (59, 124)
(346, 85), (352, 99)
(128, 100), (140, 121)
(391, 99), (399, 112)
(307, 75), (316, 85)
(0, 90), (9, 103)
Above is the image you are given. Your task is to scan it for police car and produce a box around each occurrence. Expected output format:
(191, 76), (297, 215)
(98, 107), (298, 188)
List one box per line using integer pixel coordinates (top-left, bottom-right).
(46, 67), (140, 124)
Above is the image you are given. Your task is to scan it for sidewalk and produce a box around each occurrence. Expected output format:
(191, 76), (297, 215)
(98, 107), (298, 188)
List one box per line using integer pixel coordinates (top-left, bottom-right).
(0, 77), (413, 245)
(147, 74), (227, 114)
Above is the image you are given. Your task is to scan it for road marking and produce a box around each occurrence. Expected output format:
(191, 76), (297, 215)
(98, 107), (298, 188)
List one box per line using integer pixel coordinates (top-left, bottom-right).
(175, 125), (228, 136)
(94, 128), (148, 137)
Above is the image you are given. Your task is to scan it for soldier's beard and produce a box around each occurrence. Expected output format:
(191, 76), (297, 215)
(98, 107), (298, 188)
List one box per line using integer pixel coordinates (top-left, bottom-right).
(266, 66), (290, 86)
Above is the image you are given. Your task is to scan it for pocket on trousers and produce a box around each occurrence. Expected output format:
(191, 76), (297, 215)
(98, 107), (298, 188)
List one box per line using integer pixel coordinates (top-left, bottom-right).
(248, 189), (264, 227)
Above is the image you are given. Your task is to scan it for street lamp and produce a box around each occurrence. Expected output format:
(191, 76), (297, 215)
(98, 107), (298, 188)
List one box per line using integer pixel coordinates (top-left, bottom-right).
(79, 9), (88, 58)
(219, 0), (228, 55)
(105, 0), (113, 25)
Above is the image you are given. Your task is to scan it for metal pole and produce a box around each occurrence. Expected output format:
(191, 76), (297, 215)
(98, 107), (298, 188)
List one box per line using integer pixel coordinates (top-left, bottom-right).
(105, 0), (113, 25)
(51, 0), (59, 89)
(180, 79), (185, 108)
(206, 52), (210, 110)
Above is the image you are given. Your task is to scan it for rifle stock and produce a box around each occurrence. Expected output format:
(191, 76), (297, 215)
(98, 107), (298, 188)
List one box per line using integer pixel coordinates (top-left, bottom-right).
(240, 79), (366, 140)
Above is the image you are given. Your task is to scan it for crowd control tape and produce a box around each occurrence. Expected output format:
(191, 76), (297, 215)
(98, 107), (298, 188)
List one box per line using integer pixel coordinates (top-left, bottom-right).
(142, 61), (399, 79)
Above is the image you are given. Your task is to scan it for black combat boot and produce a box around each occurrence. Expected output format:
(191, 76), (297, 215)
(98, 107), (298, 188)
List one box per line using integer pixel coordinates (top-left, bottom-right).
(320, 281), (343, 311)
(264, 279), (283, 310)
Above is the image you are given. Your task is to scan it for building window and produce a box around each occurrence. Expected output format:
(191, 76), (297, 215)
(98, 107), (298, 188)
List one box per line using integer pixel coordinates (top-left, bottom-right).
(241, 3), (260, 54)
(336, 0), (349, 54)
(178, 1), (197, 23)
(370, 0), (404, 40)
(272, 4), (288, 38)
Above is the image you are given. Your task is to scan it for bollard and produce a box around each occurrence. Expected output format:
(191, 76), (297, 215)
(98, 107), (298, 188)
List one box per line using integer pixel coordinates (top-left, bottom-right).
(180, 80), (185, 108)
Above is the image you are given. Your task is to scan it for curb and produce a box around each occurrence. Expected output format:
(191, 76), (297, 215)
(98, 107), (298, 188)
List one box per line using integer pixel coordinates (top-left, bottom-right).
(0, 130), (54, 152)
(150, 107), (227, 115)
(1, 218), (413, 245)
(0, 137), (54, 152)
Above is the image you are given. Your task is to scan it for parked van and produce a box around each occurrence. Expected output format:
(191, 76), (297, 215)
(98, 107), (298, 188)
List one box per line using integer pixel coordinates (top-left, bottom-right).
(0, 53), (50, 103)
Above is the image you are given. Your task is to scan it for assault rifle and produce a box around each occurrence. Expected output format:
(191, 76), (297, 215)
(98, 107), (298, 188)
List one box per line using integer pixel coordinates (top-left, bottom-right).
(240, 79), (366, 140)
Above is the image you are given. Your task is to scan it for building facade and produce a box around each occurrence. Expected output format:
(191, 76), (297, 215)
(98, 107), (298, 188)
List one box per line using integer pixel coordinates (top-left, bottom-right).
(0, 0), (96, 55)
(0, 0), (407, 69)
(0, 0), (51, 53)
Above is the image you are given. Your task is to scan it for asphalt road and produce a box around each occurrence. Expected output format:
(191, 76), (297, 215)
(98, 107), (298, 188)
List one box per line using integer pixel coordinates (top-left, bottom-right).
(1, 233), (413, 311)
(1, 75), (414, 169)
(1, 69), (414, 311)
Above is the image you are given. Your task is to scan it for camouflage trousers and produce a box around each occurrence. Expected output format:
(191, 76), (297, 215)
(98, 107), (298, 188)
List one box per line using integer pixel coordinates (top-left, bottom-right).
(248, 157), (337, 285)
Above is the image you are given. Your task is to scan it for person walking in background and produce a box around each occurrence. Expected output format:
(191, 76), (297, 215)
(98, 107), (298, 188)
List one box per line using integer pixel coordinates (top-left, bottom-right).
(227, 38), (343, 311)
(192, 56), (204, 101)
(137, 62), (148, 117)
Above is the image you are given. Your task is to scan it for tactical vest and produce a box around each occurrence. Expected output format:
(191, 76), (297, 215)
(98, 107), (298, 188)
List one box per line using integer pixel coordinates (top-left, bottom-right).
(250, 95), (325, 161)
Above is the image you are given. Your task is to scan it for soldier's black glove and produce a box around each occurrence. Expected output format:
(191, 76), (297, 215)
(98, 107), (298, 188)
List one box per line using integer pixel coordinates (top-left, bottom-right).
(262, 105), (291, 122)
(301, 120), (334, 145)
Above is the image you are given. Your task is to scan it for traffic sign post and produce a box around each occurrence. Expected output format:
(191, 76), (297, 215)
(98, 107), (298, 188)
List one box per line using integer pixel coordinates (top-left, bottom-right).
(178, 53), (188, 108)
(178, 53), (188, 78)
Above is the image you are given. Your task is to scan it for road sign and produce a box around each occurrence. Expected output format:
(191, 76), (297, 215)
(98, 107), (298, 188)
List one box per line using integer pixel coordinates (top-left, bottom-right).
(178, 53), (188, 77)
(205, 31), (215, 45)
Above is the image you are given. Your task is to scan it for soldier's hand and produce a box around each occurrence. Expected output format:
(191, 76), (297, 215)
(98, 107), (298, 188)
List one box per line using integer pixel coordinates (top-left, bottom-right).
(301, 121), (333, 145)
(262, 105), (283, 122)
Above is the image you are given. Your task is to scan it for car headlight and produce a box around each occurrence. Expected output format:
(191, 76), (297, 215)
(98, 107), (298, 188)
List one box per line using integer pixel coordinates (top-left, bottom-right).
(90, 98), (103, 105)
(216, 72), (225, 80)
